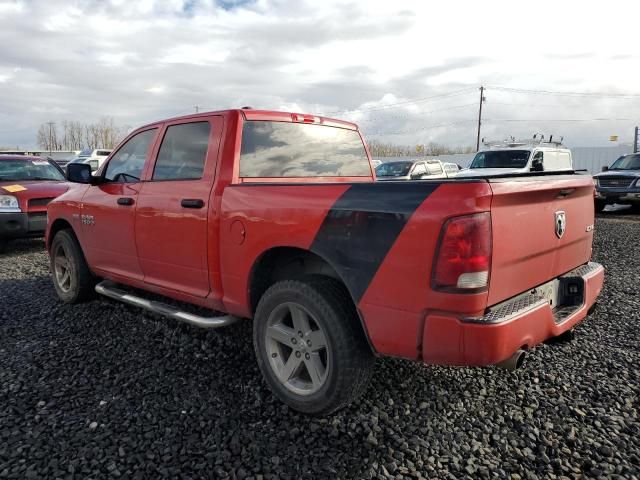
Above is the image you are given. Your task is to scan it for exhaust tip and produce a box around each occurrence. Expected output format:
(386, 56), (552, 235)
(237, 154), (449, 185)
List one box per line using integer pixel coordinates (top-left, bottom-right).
(495, 349), (526, 371)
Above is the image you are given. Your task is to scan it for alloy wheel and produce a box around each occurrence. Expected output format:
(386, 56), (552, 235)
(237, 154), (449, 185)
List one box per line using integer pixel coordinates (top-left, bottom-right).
(53, 243), (72, 293)
(264, 302), (330, 396)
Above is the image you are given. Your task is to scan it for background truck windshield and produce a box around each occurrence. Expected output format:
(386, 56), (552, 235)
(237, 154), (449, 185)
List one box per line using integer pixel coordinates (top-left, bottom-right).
(239, 121), (371, 177)
(375, 161), (413, 177)
(470, 150), (531, 169)
(610, 154), (640, 170)
(0, 159), (65, 181)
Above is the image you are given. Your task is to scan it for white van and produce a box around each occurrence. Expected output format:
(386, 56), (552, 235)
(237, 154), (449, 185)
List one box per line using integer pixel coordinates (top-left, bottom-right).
(456, 141), (572, 177)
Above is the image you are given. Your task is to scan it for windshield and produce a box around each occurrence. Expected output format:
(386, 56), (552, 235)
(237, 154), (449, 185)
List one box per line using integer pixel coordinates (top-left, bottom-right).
(375, 162), (413, 177)
(609, 154), (640, 170)
(470, 150), (531, 169)
(0, 158), (65, 181)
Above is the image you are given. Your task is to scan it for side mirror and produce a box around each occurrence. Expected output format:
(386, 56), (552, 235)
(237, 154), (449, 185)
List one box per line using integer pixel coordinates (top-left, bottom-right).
(601, 166), (609, 172)
(66, 163), (94, 184)
(410, 172), (424, 180)
(530, 159), (543, 172)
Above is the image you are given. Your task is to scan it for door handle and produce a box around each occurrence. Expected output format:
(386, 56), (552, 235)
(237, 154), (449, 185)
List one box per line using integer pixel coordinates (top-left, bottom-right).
(117, 197), (134, 206)
(181, 199), (205, 209)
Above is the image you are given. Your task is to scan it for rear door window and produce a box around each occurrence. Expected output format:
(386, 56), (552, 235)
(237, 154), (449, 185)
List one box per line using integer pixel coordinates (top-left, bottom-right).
(426, 162), (443, 175)
(239, 121), (371, 177)
(411, 163), (427, 176)
(152, 122), (211, 181)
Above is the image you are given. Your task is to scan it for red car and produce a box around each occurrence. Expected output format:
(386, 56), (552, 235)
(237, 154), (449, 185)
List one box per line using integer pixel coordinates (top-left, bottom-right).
(0, 155), (69, 252)
(45, 109), (604, 415)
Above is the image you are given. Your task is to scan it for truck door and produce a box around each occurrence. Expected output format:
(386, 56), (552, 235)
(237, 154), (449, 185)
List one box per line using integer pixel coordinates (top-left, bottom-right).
(80, 128), (159, 281)
(134, 117), (223, 298)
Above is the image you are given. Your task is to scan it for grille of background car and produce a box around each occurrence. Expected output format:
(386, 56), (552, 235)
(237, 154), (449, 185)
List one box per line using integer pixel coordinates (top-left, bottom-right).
(28, 198), (55, 208)
(598, 177), (634, 188)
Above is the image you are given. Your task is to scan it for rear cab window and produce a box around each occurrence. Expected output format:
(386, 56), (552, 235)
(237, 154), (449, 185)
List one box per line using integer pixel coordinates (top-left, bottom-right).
(239, 121), (371, 179)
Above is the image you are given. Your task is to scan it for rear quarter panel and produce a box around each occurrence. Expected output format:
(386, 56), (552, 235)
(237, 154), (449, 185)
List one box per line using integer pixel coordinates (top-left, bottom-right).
(219, 180), (492, 359)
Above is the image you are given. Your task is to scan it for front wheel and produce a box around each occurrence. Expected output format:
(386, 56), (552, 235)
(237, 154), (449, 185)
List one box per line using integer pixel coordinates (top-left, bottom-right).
(253, 276), (375, 416)
(595, 200), (607, 213)
(50, 229), (95, 303)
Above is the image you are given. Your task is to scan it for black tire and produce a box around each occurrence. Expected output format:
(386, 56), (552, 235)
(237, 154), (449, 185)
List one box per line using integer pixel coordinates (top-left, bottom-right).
(253, 276), (375, 416)
(50, 229), (96, 303)
(0, 240), (7, 254)
(594, 200), (607, 213)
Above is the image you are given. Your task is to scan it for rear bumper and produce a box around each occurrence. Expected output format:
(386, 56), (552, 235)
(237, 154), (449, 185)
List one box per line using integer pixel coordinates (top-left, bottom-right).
(422, 262), (604, 366)
(0, 212), (48, 239)
(595, 188), (640, 203)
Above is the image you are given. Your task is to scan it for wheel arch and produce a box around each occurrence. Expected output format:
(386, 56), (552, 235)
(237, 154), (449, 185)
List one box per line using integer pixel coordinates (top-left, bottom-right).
(47, 218), (76, 250)
(247, 246), (376, 353)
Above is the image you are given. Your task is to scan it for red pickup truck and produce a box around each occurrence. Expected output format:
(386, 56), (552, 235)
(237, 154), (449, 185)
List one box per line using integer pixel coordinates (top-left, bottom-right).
(46, 109), (604, 415)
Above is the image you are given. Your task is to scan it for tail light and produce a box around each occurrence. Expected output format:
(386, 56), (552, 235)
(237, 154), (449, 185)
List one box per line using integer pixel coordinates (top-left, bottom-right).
(432, 212), (492, 292)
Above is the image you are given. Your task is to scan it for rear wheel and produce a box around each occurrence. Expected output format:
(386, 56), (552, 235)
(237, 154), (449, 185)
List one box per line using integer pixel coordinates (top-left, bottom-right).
(595, 200), (607, 213)
(253, 276), (375, 415)
(50, 229), (95, 303)
(0, 240), (7, 254)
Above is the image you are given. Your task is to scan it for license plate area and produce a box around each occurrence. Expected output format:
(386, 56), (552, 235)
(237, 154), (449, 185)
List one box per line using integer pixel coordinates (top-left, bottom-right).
(530, 279), (559, 309)
(530, 276), (585, 309)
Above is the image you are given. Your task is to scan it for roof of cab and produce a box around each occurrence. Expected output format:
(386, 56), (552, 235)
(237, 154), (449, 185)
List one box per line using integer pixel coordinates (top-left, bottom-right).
(0, 155), (47, 162)
(136, 109), (359, 132)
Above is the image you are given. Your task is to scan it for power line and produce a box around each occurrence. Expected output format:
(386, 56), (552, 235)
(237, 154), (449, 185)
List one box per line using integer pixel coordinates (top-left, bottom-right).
(364, 119), (478, 137)
(485, 117), (637, 123)
(355, 103), (478, 124)
(325, 87), (477, 116)
(488, 86), (640, 99)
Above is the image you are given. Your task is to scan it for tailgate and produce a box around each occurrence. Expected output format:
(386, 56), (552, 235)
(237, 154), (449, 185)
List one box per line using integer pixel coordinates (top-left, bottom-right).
(487, 175), (595, 306)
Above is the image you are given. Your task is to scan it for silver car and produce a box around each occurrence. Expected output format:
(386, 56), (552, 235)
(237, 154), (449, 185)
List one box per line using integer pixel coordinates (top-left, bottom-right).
(375, 160), (450, 181)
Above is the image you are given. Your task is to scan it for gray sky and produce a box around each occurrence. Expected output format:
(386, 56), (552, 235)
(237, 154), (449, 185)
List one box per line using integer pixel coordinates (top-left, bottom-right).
(1, 0), (639, 149)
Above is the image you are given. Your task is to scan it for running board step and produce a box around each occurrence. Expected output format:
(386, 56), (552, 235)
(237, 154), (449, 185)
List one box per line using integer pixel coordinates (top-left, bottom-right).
(95, 281), (238, 329)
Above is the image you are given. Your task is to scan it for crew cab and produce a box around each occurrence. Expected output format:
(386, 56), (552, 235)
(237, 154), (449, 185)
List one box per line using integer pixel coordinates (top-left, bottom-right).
(46, 109), (604, 415)
(593, 153), (640, 212)
(0, 155), (69, 251)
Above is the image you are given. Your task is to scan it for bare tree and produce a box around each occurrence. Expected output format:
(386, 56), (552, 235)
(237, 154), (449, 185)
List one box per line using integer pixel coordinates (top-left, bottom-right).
(36, 117), (128, 151)
(36, 122), (59, 153)
(368, 139), (475, 157)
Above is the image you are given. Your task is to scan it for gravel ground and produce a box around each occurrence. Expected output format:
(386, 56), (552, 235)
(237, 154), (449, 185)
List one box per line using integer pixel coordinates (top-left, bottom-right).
(1, 217), (639, 480)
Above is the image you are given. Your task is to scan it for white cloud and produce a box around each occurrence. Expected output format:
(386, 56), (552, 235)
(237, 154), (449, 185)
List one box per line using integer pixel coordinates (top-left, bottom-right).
(145, 85), (166, 94)
(0, 0), (639, 148)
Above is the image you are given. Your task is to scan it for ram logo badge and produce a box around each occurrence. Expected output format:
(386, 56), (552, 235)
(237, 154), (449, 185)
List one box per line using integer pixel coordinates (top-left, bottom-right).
(555, 211), (566, 238)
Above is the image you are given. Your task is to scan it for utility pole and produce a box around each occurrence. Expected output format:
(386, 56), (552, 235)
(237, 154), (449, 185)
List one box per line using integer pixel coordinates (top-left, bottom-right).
(195, 106), (199, 113)
(476, 86), (485, 151)
(634, 126), (638, 153)
(46, 121), (55, 156)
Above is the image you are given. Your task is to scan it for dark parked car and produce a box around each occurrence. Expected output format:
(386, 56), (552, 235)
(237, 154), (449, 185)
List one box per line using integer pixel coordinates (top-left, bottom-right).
(593, 153), (640, 212)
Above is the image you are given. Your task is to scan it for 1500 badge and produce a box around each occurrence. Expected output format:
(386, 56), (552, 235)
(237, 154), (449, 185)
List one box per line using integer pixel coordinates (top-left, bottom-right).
(81, 215), (95, 226)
